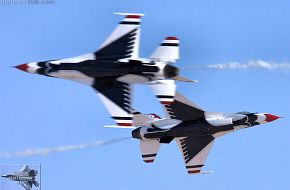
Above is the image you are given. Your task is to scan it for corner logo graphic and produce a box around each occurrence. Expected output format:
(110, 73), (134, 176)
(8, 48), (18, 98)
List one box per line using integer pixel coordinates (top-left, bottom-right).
(1, 164), (41, 190)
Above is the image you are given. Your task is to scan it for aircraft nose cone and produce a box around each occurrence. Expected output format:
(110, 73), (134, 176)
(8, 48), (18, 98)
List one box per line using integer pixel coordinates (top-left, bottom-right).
(14, 64), (29, 72)
(1, 175), (8, 178)
(264, 114), (280, 122)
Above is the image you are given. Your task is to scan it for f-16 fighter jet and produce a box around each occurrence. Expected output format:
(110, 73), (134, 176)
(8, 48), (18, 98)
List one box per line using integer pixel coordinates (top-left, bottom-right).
(15, 13), (192, 127)
(1, 165), (39, 190)
(131, 92), (280, 174)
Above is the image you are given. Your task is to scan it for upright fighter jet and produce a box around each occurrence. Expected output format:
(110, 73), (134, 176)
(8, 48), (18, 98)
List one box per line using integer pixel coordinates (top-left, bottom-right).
(1, 165), (39, 190)
(130, 92), (280, 174)
(15, 13), (192, 127)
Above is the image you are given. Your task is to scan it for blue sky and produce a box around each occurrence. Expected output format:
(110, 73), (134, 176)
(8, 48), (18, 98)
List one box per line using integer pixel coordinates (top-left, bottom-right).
(0, 0), (290, 189)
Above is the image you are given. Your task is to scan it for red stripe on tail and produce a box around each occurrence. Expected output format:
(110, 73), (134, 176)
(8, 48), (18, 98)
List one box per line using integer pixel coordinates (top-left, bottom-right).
(188, 170), (201, 174)
(166, 36), (178, 40)
(126, 15), (141, 19)
(117, 123), (132, 127)
(160, 101), (174, 105)
(144, 160), (154, 163)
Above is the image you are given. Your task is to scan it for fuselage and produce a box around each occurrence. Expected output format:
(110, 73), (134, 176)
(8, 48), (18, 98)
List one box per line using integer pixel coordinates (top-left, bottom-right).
(132, 112), (279, 142)
(16, 58), (179, 85)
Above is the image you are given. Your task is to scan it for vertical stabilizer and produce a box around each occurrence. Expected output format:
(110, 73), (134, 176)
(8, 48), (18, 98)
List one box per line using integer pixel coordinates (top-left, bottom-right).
(150, 37), (179, 63)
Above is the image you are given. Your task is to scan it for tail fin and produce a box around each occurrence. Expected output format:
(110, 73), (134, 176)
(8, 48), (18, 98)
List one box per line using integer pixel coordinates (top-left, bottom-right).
(150, 37), (179, 63)
(148, 79), (176, 105)
(140, 139), (161, 163)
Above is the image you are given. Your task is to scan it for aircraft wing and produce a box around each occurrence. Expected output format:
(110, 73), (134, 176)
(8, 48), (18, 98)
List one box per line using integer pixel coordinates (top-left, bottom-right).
(175, 135), (214, 174)
(162, 92), (205, 121)
(20, 165), (30, 173)
(94, 13), (143, 61)
(93, 78), (133, 127)
(20, 181), (32, 190)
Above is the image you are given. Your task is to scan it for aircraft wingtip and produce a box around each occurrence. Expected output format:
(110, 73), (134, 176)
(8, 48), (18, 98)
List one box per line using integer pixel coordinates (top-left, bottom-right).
(114, 12), (144, 16)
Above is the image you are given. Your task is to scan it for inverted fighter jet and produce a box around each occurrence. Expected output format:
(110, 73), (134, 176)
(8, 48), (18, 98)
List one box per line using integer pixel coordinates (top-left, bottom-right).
(1, 165), (39, 190)
(131, 92), (280, 174)
(15, 13), (192, 127)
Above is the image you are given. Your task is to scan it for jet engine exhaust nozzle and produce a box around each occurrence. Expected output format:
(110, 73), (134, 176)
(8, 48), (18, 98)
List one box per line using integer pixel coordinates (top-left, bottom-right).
(163, 64), (179, 79)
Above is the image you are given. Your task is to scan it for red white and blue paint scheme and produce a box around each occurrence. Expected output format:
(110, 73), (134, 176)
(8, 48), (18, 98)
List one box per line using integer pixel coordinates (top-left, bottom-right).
(15, 13), (194, 127)
(130, 92), (280, 174)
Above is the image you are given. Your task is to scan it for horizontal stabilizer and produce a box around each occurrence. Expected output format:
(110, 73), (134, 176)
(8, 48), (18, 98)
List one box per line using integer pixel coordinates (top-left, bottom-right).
(150, 37), (179, 63)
